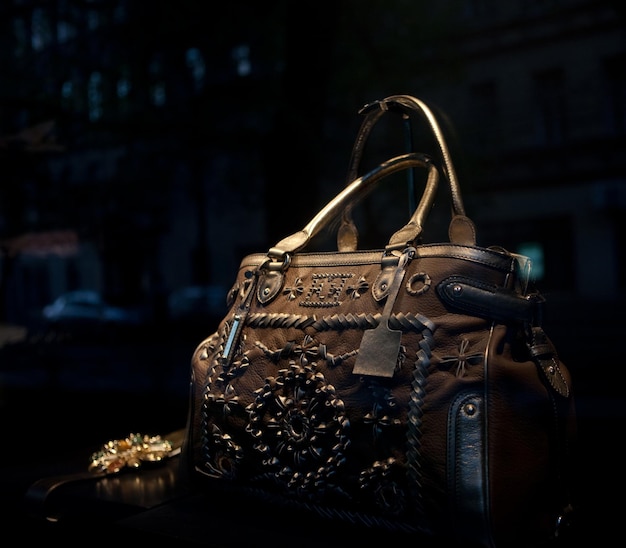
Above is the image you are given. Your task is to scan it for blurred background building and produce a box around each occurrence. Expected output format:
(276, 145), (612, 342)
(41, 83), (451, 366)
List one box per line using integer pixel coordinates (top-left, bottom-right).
(0, 0), (624, 466)
(2, 0), (624, 329)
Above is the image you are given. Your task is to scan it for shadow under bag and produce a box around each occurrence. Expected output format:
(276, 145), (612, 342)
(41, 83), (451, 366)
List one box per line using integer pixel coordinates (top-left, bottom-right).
(181, 95), (576, 548)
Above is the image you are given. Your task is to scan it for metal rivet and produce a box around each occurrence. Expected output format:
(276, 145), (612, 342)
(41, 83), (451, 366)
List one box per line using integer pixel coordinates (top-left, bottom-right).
(263, 287), (271, 295)
(380, 282), (388, 291)
(548, 365), (555, 375)
(464, 403), (476, 416)
(452, 284), (463, 295)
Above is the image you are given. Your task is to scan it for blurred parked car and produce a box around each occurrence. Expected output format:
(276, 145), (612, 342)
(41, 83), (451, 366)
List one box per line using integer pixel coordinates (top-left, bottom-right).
(41, 290), (143, 340)
(166, 285), (226, 341)
(167, 285), (226, 321)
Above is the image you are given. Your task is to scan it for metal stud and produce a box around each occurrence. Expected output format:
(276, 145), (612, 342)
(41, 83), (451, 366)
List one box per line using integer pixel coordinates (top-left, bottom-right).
(464, 403), (476, 416)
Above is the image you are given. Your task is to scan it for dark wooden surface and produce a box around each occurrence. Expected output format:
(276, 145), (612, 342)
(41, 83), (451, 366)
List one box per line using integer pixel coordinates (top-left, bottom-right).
(12, 411), (612, 547)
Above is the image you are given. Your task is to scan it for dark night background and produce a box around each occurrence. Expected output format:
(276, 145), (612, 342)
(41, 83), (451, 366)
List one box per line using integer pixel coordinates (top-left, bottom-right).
(0, 0), (624, 544)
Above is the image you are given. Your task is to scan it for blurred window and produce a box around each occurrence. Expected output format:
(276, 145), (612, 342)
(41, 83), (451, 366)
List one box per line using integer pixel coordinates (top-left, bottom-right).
(31, 8), (52, 51)
(532, 68), (568, 146)
(87, 8), (100, 31)
(604, 54), (626, 135)
(88, 71), (103, 121)
(13, 18), (28, 58)
(57, 19), (76, 43)
(517, 241), (545, 282)
(150, 56), (167, 106)
(186, 48), (206, 92)
(468, 80), (500, 148)
(232, 44), (251, 77)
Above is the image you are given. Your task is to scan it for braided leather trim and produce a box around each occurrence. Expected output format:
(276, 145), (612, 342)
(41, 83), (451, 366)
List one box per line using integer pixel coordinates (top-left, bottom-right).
(246, 311), (437, 333)
(312, 313), (379, 330)
(406, 322), (433, 517)
(246, 313), (317, 329)
(314, 311), (437, 333)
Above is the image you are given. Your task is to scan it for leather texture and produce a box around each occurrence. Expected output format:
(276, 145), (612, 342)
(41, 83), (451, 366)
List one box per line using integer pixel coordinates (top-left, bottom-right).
(181, 96), (576, 548)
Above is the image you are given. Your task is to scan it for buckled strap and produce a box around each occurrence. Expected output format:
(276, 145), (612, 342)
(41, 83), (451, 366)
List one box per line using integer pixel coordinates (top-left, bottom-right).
(527, 326), (570, 397)
(437, 275), (540, 324)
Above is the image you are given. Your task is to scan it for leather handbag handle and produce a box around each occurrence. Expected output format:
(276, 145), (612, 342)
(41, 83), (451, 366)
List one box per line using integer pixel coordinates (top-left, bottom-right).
(267, 152), (438, 261)
(338, 94), (475, 252)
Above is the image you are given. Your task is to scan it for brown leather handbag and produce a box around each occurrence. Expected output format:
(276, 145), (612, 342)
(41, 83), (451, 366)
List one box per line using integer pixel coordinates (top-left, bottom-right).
(181, 95), (576, 547)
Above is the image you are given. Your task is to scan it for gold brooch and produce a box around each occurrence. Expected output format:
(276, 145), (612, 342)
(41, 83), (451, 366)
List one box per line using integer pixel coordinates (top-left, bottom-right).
(88, 433), (175, 475)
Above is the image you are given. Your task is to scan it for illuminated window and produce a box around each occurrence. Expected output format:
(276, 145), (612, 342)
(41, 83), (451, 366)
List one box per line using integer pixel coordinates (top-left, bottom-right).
(151, 83), (166, 106)
(517, 241), (544, 281)
(113, 2), (128, 23)
(88, 71), (103, 121)
(232, 44), (251, 77)
(61, 80), (73, 99)
(57, 20), (76, 43)
(87, 9), (100, 31)
(149, 57), (166, 106)
(185, 48), (206, 92)
(117, 77), (130, 99)
(482, 217), (571, 292)
(61, 72), (85, 112)
(31, 8), (52, 51)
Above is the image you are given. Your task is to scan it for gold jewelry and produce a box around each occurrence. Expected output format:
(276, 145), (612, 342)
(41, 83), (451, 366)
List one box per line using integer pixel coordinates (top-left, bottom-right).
(89, 433), (174, 475)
